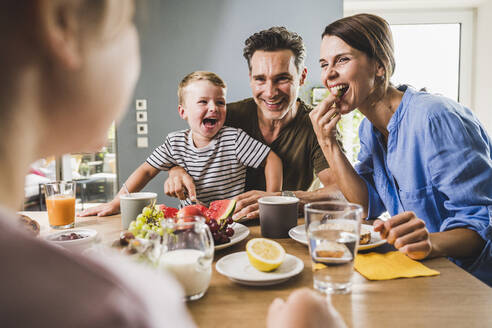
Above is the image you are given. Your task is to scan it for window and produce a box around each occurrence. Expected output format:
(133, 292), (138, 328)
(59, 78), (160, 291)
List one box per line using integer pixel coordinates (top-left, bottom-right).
(391, 23), (461, 101)
(25, 124), (117, 211)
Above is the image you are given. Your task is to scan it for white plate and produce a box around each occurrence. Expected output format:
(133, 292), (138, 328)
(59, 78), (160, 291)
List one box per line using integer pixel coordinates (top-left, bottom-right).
(228, 277), (292, 286)
(288, 224), (386, 251)
(214, 223), (249, 251)
(45, 228), (98, 253)
(215, 252), (304, 285)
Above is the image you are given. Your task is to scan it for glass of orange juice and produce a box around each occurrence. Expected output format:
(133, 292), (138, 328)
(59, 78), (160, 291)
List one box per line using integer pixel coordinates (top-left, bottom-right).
(44, 181), (76, 229)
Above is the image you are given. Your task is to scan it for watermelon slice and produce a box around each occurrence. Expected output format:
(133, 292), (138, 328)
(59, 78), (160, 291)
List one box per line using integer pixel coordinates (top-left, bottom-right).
(159, 204), (179, 218)
(205, 199), (236, 221)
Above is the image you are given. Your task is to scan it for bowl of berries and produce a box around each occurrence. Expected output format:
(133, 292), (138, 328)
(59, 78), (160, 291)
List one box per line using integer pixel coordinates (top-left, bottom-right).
(45, 228), (98, 253)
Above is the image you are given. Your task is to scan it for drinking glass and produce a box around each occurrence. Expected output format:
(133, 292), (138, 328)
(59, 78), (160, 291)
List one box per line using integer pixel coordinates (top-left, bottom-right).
(304, 201), (363, 294)
(159, 216), (214, 301)
(44, 181), (76, 229)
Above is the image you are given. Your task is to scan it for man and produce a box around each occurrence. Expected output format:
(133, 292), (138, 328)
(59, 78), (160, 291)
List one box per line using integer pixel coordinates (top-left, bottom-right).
(166, 27), (341, 219)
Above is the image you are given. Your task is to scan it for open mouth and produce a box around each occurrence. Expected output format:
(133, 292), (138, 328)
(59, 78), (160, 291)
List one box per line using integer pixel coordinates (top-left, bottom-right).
(203, 118), (218, 128)
(330, 84), (349, 98)
(263, 98), (284, 109)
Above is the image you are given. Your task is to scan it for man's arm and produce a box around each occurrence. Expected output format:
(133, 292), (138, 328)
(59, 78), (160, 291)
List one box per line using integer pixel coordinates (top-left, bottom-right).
(264, 151), (283, 192)
(233, 169), (344, 221)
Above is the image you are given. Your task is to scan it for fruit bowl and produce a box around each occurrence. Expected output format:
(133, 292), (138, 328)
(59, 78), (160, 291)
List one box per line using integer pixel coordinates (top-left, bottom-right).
(44, 228), (98, 253)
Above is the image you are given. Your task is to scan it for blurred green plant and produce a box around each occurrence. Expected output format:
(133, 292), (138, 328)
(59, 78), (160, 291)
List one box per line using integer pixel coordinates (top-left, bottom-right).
(337, 109), (364, 164)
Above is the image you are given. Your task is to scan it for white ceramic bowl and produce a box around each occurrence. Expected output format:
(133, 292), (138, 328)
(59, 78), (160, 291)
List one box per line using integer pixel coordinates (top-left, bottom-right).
(44, 228), (98, 253)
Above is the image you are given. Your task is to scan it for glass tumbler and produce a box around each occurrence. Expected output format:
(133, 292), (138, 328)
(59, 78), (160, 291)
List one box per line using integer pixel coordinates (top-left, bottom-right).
(305, 201), (362, 294)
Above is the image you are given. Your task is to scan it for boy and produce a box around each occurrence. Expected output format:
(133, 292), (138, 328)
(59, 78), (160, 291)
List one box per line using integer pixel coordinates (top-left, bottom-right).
(81, 71), (282, 215)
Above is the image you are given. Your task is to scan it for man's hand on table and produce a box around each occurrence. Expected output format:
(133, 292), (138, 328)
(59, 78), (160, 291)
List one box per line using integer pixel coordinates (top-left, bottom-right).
(267, 288), (346, 328)
(232, 190), (279, 221)
(78, 200), (120, 217)
(373, 211), (432, 260)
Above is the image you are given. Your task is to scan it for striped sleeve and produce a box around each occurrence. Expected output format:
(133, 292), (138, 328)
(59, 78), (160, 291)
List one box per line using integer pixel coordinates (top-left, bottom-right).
(146, 136), (179, 171)
(235, 128), (270, 168)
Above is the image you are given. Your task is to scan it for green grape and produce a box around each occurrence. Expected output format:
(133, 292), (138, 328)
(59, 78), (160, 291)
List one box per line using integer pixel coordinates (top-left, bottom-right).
(129, 221), (136, 230)
(141, 223), (150, 231)
(135, 220), (144, 229)
(136, 214), (145, 223)
(156, 227), (163, 236)
(142, 207), (153, 217)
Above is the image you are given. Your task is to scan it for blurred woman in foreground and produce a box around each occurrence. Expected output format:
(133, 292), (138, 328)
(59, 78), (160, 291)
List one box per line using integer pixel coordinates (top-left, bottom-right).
(0, 1), (345, 326)
(310, 13), (491, 285)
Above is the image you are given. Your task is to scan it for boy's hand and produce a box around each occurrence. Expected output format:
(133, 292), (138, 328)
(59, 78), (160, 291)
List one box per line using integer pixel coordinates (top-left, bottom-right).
(164, 166), (196, 201)
(78, 200), (120, 217)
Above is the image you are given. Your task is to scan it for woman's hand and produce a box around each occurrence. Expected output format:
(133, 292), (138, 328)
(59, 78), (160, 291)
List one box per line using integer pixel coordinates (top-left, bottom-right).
(267, 288), (346, 328)
(232, 190), (278, 221)
(373, 211), (432, 260)
(164, 166), (196, 201)
(309, 93), (341, 148)
(78, 199), (120, 217)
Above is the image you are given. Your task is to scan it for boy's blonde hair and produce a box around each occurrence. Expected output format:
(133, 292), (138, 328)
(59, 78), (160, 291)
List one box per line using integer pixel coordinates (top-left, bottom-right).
(178, 71), (227, 105)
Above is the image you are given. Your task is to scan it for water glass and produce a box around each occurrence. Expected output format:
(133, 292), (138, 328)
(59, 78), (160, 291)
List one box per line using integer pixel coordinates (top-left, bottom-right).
(159, 216), (214, 301)
(304, 201), (362, 294)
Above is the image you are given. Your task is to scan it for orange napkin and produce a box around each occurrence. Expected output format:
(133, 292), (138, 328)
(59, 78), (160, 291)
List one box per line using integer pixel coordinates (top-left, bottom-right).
(354, 251), (440, 280)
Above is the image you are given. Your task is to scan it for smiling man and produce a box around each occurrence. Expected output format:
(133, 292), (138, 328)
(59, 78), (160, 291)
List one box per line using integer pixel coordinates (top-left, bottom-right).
(219, 27), (341, 218)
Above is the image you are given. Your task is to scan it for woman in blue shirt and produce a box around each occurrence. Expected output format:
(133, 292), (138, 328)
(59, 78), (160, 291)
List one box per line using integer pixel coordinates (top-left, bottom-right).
(310, 13), (492, 285)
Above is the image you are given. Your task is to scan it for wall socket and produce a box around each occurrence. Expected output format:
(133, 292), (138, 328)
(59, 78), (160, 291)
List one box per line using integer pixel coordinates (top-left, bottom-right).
(137, 123), (148, 135)
(137, 137), (148, 148)
(136, 111), (147, 122)
(136, 99), (147, 110)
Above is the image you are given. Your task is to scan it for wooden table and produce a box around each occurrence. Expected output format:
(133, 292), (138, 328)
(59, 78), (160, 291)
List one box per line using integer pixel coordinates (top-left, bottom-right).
(24, 211), (492, 328)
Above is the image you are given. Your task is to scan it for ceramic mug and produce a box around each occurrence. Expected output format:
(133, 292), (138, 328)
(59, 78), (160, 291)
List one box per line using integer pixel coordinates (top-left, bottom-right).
(258, 196), (299, 238)
(120, 192), (157, 229)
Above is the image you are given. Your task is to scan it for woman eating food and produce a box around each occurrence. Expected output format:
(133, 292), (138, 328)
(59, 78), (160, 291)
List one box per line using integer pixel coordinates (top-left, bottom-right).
(310, 13), (492, 286)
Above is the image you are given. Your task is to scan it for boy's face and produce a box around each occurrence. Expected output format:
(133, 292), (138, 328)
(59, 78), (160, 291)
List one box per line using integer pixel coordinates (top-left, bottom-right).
(179, 80), (226, 146)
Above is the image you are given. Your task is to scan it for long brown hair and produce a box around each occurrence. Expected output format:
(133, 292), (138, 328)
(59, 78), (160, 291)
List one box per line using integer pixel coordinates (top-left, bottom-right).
(322, 13), (395, 102)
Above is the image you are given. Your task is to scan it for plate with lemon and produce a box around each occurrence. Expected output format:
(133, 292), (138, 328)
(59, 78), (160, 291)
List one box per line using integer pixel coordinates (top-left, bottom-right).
(215, 238), (304, 286)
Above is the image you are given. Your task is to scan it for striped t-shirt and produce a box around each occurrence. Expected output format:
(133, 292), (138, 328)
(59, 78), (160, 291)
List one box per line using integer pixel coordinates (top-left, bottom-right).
(146, 126), (271, 206)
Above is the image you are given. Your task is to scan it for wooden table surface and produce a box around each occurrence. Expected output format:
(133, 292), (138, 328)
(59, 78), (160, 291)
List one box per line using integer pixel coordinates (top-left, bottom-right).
(24, 211), (492, 328)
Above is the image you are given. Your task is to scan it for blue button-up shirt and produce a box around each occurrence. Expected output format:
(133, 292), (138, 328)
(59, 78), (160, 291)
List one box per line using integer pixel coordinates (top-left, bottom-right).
(355, 86), (492, 286)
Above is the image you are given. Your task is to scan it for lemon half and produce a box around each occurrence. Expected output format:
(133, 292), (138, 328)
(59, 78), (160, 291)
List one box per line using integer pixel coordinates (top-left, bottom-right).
(246, 238), (285, 272)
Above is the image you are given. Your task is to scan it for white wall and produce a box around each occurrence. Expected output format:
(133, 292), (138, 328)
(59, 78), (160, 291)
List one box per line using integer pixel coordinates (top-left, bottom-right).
(474, 0), (492, 133)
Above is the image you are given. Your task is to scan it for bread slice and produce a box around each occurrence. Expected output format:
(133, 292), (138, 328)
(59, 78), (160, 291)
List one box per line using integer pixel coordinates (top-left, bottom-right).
(315, 241), (347, 258)
(359, 225), (371, 245)
(318, 221), (371, 245)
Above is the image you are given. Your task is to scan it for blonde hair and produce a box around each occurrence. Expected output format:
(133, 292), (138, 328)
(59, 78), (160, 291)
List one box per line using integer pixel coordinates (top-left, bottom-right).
(178, 71), (226, 105)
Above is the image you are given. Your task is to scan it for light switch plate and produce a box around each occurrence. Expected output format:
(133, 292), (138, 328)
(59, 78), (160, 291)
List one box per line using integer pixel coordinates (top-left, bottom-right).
(136, 111), (147, 122)
(137, 123), (148, 135)
(137, 137), (148, 148)
(136, 99), (147, 110)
